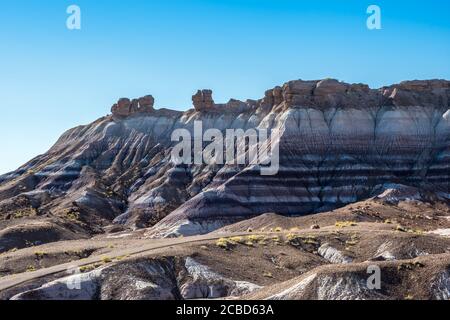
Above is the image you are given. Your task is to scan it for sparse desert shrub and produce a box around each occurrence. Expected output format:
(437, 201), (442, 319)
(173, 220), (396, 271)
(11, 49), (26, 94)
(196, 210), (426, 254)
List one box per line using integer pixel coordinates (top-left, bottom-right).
(247, 235), (265, 242)
(397, 262), (424, 271)
(396, 225), (407, 232)
(63, 209), (80, 221)
(229, 236), (244, 244)
(335, 221), (358, 228)
(34, 251), (47, 259)
(286, 233), (299, 242)
(395, 225), (423, 235)
(79, 265), (95, 273)
(345, 240), (359, 246)
(346, 234), (360, 246)
(115, 256), (126, 261)
(26, 265), (36, 272)
(13, 208), (37, 219)
(286, 234), (318, 246)
(271, 236), (281, 244)
(101, 256), (112, 264)
(274, 227), (283, 232)
(216, 238), (233, 250)
(303, 237), (319, 245)
(411, 229), (424, 235)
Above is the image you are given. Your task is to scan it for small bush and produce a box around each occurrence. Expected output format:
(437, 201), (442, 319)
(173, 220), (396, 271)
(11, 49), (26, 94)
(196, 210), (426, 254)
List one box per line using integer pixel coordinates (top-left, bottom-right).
(79, 265), (95, 273)
(247, 235), (265, 242)
(411, 229), (424, 235)
(286, 233), (299, 242)
(216, 238), (232, 250)
(34, 251), (47, 259)
(271, 236), (281, 244)
(395, 225), (423, 234)
(335, 221), (358, 228)
(101, 257), (112, 264)
(115, 256), (128, 261)
(286, 234), (318, 246)
(303, 237), (319, 245)
(26, 265), (36, 272)
(229, 236), (244, 244)
(13, 208), (37, 219)
(65, 211), (80, 221)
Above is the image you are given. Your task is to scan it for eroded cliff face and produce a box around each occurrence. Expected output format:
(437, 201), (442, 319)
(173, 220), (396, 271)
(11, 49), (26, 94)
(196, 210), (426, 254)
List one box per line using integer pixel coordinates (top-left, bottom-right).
(0, 79), (449, 240)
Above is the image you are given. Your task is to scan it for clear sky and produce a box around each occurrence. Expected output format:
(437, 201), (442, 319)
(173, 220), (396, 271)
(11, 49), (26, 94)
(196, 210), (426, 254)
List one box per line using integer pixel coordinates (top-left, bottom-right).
(0, 0), (449, 174)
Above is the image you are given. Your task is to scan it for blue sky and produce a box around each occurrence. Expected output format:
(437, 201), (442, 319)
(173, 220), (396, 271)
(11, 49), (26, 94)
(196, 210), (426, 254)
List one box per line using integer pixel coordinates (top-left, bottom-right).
(0, 0), (449, 174)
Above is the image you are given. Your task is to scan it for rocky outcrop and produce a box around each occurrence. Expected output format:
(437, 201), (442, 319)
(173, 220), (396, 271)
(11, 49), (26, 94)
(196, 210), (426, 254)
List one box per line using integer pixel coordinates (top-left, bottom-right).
(247, 253), (450, 300)
(373, 184), (422, 205)
(192, 89), (215, 111)
(180, 257), (261, 299)
(432, 269), (450, 300)
(262, 78), (450, 110)
(137, 95), (155, 113)
(10, 257), (260, 300)
(1, 78), (449, 239)
(318, 243), (353, 264)
(383, 80), (450, 107)
(111, 95), (155, 118)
